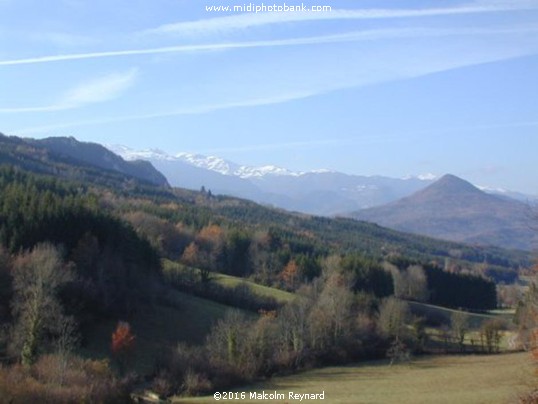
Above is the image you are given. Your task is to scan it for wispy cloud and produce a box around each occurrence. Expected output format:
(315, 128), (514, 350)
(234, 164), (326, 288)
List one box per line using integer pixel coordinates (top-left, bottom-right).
(203, 120), (538, 155)
(144, 0), (538, 37)
(1, 24), (537, 67)
(9, 91), (316, 133)
(62, 68), (138, 105)
(0, 68), (138, 113)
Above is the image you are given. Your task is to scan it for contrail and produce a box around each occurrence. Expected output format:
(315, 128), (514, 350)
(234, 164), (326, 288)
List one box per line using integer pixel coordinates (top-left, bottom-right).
(2, 25), (536, 67)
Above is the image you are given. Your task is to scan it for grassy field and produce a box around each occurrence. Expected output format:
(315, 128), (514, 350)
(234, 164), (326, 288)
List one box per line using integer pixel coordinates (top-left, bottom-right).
(210, 272), (295, 304)
(409, 301), (518, 352)
(162, 259), (295, 304)
(81, 289), (238, 374)
(173, 352), (535, 404)
(409, 301), (512, 329)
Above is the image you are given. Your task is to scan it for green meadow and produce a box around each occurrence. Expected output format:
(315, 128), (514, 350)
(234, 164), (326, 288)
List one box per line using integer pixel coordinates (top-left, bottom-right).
(173, 352), (534, 404)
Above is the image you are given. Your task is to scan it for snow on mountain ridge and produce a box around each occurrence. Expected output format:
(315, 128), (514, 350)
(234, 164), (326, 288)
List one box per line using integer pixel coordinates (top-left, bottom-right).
(107, 145), (176, 161)
(402, 173), (438, 181)
(174, 152), (239, 176)
(107, 145), (305, 178)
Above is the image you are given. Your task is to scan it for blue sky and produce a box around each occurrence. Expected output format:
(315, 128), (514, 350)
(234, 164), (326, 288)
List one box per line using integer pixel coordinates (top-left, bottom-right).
(0, 0), (537, 193)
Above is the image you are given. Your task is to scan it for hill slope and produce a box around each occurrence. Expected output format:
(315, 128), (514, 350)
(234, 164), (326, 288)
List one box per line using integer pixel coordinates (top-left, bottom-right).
(1, 134), (531, 273)
(350, 174), (536, 251)
(0, 133), (169, 188)
(31, 136), (169, 186)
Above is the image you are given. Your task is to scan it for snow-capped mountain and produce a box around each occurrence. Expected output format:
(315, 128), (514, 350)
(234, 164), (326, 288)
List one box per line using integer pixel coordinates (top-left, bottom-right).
(107, 145), (440, 215)
(107, 145), (536, 217)
(108, 145), (300, 178)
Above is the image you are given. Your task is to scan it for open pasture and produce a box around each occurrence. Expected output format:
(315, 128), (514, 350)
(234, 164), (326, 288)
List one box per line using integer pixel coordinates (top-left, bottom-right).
(173, 352), (534, 404)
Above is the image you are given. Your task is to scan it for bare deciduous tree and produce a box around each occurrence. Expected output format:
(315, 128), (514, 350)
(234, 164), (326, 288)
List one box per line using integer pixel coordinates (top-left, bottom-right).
(451, 311), (470, 352)
(481, 318), (504, 353)
(392, 265), (429, 302)
(378, 297), (410, 340)
(10, 243), (73, 366)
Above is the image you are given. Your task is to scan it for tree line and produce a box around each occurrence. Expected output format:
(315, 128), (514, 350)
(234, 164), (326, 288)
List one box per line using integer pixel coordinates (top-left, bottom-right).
(0, 164), (504, 401)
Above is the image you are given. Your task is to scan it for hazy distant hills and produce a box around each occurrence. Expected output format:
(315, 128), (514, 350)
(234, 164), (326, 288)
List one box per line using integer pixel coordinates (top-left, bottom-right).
(349, 174), (537, 251)
(109, 145), (435, 215)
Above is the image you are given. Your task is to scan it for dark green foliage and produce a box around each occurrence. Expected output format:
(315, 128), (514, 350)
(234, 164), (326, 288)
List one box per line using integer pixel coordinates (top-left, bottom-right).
(341, 255), (393, 298)
(211, 197), (528, 275)
(0, 166), (161, 317)
(424, 265), (497, 310)
(0, 247), (12, 334)
(223, 230), (251, 277)
(389, 258), (497, 310)
(0, 134), (173, 199)
(31, 136), (168, 186)
(295, 254), (322, 281)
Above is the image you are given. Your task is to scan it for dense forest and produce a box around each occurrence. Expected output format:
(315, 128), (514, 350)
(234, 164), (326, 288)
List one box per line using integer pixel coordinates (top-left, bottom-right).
(0, 135), (529, 400)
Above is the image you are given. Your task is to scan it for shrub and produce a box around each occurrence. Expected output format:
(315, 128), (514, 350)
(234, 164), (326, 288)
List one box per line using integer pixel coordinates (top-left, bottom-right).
(0, 355), (132, 403)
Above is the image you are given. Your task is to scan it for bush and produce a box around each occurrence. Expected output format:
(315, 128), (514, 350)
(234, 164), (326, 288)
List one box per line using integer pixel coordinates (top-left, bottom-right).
(183, 369), (212, 396)
(520, 389), (538, 403)
(0, 354), (132, 403)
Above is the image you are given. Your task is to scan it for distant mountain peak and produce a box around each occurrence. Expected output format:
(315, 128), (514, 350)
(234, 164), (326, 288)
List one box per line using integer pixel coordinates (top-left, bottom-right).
(350, 173), (535, 250)
(426, 174), (479, 192)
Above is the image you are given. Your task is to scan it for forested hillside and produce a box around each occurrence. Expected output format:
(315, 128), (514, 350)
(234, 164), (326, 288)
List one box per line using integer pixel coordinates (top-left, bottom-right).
(0, 137), (530, 400)
(0, 133), (170, 192)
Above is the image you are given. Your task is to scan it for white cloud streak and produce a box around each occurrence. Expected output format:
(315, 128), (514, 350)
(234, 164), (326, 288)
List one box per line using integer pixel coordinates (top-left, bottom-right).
(0, 69), (138, 113)
(1, 25), (536, 67)
(63, 68), (138, 105)
(145, 0), (538, 37)
(9, 91), (316, 133)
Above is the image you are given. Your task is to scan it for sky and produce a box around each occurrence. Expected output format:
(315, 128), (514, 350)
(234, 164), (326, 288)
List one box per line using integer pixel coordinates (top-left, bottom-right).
(0, 0), (537, 194)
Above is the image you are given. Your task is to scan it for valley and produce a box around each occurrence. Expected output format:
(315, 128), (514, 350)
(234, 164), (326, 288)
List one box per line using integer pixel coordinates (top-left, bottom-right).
(1, 2), (537, 402)
(0, 132), (536, 402)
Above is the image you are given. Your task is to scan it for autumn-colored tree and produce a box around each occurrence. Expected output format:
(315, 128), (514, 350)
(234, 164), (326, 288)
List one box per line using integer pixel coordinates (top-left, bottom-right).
(196, 224), (226, 271)
(181, 242), (199, 267)
(122, 211), (191, 259)
(279, 260), (300, 290)
(197, 224), (224, 242)
(112, 321), (135, 355)
(111, 321), (135, 374)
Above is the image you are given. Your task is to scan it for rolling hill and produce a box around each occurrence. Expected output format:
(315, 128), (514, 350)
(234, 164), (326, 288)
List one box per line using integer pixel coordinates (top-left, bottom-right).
(349, 174), (537, 251)
(0, 133), (169, 188)
(0, 133), (530, 273)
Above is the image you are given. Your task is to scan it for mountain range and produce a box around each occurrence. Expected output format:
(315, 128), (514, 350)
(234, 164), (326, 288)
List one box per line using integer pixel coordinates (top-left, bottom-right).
(1, 134), (535, 252)
(107, 145), (537, 251)
(349, 174), (537, 251)
(108, 145), (438, 216)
